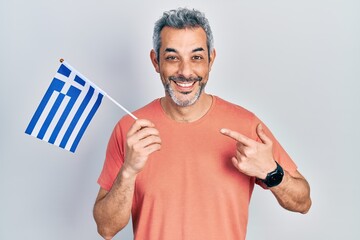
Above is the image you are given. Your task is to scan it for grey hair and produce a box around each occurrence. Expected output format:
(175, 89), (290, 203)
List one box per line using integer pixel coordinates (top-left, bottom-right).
(153, 8), (214, 61)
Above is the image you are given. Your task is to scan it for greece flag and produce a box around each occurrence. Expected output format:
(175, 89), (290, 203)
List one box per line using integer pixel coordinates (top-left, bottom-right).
(25, 61), (104, 153)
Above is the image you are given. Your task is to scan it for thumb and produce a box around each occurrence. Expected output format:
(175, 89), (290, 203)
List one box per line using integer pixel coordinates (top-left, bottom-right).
(256, 123), (271, 144)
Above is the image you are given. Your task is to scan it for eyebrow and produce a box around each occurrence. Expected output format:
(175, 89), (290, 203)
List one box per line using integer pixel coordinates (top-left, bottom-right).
(192, 47), (205, 53)
(164, 47), (205, 53)
(165, 48), (177, 53)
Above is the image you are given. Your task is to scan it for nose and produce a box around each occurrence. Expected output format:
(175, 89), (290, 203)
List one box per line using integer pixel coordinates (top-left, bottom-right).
(177, 60), (193, 78)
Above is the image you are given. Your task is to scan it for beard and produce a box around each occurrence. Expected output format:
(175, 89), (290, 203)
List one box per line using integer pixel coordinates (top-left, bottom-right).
(164, 76), (206, 107)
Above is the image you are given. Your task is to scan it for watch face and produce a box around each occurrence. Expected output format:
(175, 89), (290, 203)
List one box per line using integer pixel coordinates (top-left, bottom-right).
(264, 162), (284, 187)
(268, 173), (283, 186)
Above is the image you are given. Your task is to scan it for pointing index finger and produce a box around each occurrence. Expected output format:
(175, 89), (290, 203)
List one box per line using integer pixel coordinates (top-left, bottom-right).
(220, 128), (253, 146)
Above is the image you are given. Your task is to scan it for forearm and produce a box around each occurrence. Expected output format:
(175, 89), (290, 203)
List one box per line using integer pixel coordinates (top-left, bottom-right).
(270, 170), (312, 214)
(94, 168), (136, 239)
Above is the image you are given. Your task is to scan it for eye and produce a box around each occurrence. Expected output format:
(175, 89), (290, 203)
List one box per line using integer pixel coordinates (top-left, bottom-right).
(192, 55), (204, 60)
(165, 55), (178, 61)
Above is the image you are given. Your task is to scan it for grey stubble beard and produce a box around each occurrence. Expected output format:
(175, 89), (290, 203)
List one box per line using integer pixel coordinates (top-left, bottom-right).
(164, 81), (206, 107)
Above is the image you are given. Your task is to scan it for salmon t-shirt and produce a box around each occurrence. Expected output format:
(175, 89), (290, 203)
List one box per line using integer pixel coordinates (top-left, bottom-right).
(98, 96), (297, 240)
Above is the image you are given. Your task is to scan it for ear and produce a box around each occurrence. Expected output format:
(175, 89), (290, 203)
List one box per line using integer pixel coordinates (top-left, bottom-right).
(208, 48), (216, 72)
(150, 49), (160, 73)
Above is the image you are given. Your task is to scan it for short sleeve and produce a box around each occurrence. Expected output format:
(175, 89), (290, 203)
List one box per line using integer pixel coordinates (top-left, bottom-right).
(97, 121), (125, 191)
(252, 116), (298, 187)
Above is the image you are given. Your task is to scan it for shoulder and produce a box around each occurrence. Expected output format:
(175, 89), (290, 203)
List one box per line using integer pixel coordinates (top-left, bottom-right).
(213, 96), (257, 121)
(211, 96), (261, 138)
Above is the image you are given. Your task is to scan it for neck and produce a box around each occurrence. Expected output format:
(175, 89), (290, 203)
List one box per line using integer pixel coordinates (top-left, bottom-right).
(161, 94), (213, 122)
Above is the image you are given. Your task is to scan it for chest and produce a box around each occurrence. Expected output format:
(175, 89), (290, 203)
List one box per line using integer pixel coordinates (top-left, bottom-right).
(134, 126), (251, 204)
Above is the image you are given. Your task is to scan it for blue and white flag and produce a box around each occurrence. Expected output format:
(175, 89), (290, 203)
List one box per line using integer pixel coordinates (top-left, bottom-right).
(25, 60), (104, 153)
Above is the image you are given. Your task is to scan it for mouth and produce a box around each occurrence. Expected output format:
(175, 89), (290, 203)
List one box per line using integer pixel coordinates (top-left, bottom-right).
(169, 76), (202, 83)
(174, 81), (196, 88)
(172, 81), (196, 93)
(169, 76), (202, 92)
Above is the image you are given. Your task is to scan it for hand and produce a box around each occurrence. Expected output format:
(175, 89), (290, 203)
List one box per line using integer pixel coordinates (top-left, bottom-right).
(220, 123), (276, 179)
(122, 119), (161, 177)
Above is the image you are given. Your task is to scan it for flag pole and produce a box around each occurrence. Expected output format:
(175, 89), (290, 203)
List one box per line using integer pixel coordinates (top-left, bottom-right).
(59, 58), (138, 120)
(105, 94), (138, 120)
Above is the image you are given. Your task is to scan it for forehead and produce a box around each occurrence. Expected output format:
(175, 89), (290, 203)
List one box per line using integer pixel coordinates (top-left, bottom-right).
(160, 26), (207, 52)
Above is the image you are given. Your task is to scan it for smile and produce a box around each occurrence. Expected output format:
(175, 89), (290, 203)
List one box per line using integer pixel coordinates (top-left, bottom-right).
(174, 81), (196, 88)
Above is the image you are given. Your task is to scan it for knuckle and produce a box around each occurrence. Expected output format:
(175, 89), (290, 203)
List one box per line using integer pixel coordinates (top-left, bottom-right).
(152, 136), (162, 143)
(126, 131), (132, 138)
(237, 160), (247, 170)
(243, 150), (250, 158)
(151, 127), (159, 134)
(144, 127), (157, 136)
(150, 129), (160, 137)
(145, 144), (160, 155)
(132, 142), (142, 152)
(238, 154), (247, 163)
(126, 138), (133, 148)
(136, 118), (145, 125)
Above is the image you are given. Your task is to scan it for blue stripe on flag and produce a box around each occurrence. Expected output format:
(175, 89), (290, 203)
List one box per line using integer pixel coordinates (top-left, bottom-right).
(69, 92), (103, 152)
(25, 78), (65, 135)
(59, 86), (95, 148)
(48, 86), (81, 144)
(58, 64), (71, 77)
(74, 75), (86, 86)
(37, 93), (65, 139)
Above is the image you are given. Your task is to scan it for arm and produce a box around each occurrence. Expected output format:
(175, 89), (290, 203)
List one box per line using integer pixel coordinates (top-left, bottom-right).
(93, 171), (136, 239)
(220, 124), (311, 214)
(93, 119), (162, 239)
(270, 169), (311, 213)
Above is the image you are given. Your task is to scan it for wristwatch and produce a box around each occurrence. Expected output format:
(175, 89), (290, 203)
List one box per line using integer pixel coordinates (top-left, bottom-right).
(261, 161), (284, 188)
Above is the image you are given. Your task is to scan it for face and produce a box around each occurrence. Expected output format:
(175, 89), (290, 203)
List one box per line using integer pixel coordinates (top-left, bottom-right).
(151, 27), (215, 107)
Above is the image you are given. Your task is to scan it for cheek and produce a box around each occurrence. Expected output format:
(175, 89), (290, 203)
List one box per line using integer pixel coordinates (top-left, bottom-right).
(194, 64), (210, 75)
(160, 61), (179, 71)
(158, 64), (170, 78)
(197, 68), (210, 81)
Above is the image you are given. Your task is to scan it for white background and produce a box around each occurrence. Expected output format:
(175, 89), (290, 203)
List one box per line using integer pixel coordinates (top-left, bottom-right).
(1, 0), (359, 239)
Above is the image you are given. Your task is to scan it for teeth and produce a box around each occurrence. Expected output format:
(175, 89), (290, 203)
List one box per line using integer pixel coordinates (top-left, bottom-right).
(176, 82), (194, 87)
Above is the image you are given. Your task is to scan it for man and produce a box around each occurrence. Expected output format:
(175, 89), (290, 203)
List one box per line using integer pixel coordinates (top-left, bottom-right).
(93, 8), (311, 240)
